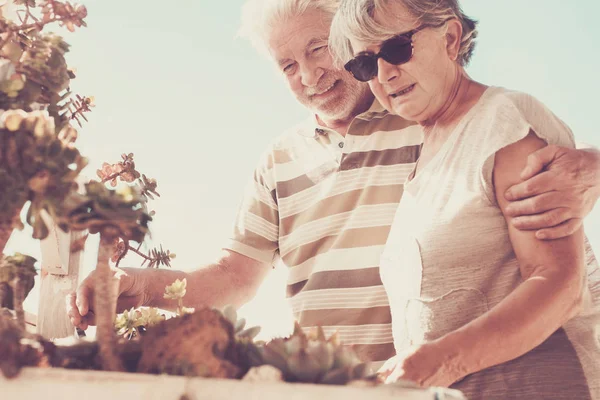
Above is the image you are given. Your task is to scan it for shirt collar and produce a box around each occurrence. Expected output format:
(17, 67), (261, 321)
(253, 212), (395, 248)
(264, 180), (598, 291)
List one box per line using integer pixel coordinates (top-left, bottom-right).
(296, 99), (389, 138)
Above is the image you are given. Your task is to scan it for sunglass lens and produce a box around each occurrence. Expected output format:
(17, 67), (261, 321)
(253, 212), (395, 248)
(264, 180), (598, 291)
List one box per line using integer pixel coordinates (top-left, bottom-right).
(345, 55), (378, 82)
(381, 37), (413, 65)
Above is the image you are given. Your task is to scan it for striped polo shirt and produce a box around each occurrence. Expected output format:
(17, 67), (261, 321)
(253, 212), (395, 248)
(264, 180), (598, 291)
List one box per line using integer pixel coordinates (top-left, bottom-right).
(225, 100), (423, 363)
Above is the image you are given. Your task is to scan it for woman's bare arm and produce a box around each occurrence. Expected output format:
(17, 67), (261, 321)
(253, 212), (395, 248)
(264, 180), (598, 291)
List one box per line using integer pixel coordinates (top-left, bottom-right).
(436, 130), (586, 380)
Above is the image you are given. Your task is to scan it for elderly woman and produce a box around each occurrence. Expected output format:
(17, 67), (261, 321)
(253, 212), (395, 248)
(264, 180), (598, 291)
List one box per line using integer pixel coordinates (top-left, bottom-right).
(329, 1), (600, 399)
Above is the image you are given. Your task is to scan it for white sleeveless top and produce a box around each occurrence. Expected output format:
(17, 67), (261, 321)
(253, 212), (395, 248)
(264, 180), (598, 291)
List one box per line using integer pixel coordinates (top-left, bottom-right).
(380, 86), (600, 399)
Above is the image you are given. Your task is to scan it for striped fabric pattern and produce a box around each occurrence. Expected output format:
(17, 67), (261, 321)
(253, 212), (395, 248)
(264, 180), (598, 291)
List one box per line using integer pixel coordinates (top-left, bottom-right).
(225, 101), (423, 363)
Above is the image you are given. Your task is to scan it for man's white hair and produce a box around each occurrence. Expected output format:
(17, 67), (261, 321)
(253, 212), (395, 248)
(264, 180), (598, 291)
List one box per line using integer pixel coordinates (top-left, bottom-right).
(239, 0), (341, 56)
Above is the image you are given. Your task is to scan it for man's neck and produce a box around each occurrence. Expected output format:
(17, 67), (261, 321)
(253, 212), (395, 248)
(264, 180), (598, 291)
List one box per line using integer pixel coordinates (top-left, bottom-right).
(316, 94), (375, 136)
(316, 114), (353, 136)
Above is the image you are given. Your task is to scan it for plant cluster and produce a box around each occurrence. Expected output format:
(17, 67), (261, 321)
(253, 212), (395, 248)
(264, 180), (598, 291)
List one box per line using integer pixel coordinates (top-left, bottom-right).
(0, 0), (91, 246)
(112, 279), (373, 385)
(96, 152), (175, 269)
(0, 0), (153, 372)
(0, 1), (380, 389)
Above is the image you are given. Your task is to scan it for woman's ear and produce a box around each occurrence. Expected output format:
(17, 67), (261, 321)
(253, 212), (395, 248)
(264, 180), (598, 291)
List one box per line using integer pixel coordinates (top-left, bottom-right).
(444, 19), (463, 61)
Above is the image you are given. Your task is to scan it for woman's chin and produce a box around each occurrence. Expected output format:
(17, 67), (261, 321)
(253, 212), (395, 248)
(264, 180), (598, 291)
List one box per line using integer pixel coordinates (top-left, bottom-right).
(389, 104), (420, 121)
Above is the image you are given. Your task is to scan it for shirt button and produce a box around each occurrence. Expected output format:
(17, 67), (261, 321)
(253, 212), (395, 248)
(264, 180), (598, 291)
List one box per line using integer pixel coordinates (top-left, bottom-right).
(338, 142), (344, 148)
(315, 128), (325, 135)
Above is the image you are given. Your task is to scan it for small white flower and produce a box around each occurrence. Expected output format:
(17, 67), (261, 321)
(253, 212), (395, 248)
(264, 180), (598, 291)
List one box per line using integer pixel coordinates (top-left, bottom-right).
(164, 278), (187, 300)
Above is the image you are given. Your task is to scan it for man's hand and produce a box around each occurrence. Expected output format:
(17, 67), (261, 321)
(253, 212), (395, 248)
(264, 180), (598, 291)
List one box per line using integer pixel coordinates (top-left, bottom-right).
(504, 146), (600, 239)
(66, 266), (147, 330)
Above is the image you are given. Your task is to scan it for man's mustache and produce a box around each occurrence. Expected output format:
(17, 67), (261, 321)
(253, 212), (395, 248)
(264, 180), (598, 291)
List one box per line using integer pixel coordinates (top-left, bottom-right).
(305, 79), (339, 97)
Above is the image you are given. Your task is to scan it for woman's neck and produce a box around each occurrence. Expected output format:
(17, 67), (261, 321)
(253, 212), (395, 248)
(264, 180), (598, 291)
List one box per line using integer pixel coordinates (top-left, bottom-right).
(421, 68), (474, 132)
(410, 74), (487, 178)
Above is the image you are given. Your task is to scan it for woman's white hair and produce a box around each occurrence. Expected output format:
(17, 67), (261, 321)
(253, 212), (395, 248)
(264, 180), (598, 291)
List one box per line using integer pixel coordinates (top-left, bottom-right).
(239, 0), (341, 56)
(329, 0), (478, 66)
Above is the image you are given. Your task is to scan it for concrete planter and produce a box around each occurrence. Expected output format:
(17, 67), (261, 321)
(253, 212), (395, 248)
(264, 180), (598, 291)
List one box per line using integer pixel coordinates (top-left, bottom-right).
(0, 367), (465, 400)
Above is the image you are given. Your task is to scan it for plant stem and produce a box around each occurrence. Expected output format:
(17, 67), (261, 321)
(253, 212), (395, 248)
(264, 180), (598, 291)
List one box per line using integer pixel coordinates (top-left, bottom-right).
(0, 222), (13, 255)
(0, 283), (9, 309)
(11, 277), (24, 330)
(101, 172), (121, 184)
(127, 244), (151, 261)
(177, 298), (183, 316)
(95, 235), (124, 372)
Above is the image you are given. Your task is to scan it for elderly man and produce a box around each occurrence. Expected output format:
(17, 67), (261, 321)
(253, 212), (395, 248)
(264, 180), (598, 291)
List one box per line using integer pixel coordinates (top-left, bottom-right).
(68, 0), (600, 367)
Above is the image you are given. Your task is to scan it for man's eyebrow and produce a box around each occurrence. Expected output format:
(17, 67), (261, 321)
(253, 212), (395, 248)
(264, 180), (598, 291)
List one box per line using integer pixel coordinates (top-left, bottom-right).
(305, 37), (328, 50)
(277, 58), (293, 67)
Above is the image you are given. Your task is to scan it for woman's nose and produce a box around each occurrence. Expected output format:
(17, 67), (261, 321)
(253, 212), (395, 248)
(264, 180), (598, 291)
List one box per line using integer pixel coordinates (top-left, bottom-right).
(377, 57), (399, 84)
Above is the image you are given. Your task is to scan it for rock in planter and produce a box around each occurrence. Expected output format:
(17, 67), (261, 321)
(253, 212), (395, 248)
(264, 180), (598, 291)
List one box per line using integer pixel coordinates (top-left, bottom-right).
(136, 308), (241, 378)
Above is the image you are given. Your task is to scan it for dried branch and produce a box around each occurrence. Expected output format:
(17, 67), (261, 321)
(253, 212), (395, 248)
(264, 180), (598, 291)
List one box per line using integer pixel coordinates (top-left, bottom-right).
(67, 94), (94, 127)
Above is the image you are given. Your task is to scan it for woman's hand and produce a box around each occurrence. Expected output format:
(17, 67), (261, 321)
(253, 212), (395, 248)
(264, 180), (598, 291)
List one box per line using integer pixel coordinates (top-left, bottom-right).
(378, 343), (465, 388)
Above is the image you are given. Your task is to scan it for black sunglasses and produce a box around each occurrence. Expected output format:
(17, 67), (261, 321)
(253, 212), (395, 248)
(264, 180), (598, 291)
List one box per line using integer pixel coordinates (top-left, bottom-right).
(344, 25), (428, 82)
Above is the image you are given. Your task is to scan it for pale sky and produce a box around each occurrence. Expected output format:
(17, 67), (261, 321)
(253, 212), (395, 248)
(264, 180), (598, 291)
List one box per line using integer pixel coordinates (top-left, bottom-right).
(6, 0), (600, 338)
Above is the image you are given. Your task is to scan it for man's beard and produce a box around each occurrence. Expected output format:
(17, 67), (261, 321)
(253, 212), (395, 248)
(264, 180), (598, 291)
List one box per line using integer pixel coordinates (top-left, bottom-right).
(307, 79), (365, 121)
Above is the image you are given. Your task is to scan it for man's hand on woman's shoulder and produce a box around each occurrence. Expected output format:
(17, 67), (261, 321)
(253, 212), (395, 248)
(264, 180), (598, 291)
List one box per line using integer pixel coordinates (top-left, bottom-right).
(503, 145), (600, 239)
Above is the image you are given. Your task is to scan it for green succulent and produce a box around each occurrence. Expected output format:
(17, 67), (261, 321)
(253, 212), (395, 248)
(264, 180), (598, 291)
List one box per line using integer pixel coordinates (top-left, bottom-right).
(219, 305), (263, 370)
(221, 305), (262, 341)
(258, 323), (370, 385)
(0, 110), (87, 240)
(57, 181), (151, 242)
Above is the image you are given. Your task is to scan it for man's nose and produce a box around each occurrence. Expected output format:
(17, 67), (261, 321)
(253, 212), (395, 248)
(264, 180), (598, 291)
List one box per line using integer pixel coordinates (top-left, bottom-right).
(377, 57), (399, 84)
(300, 62), (324, 87)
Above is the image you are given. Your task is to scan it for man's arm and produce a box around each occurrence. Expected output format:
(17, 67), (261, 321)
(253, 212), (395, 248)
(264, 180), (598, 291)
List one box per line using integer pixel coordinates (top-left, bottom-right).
(67, 249), (271, 330)
(504, 145), (600, 239)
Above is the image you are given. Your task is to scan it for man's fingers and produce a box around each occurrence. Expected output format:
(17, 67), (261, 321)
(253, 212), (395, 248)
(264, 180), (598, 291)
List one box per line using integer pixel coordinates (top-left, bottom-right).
(66, 292), (82, 326)
(505, 191), (566, 217)
(66, 292), (91, 330)
(384, 365), (404, 384)
(519, 145), (559, 181)
(75, 282), (93, 316)
(511, 208), (571, 230)
(505, 171), (556, 201)
(536, 218), (582, 240)
(83, 310), (96, 326)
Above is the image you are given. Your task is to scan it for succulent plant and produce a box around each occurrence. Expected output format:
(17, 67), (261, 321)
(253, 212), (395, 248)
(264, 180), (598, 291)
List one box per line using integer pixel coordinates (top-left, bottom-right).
(220, 305), (263, 371)
(57, 181), (151, 242)
(0, 253), (37, 329)
(163, 278), (196, 316)
(258, 323), (371, 385)
(0, 109), (87, 250)
(57, 181), (151, 372)
(114, 307), (165, 340)
(221, 305), (262, 341)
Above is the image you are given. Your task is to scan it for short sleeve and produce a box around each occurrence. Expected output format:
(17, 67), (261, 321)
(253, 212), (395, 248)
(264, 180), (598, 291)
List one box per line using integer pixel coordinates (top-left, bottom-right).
(478, 89), (576, 205)
(223, 150), (280, 265)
